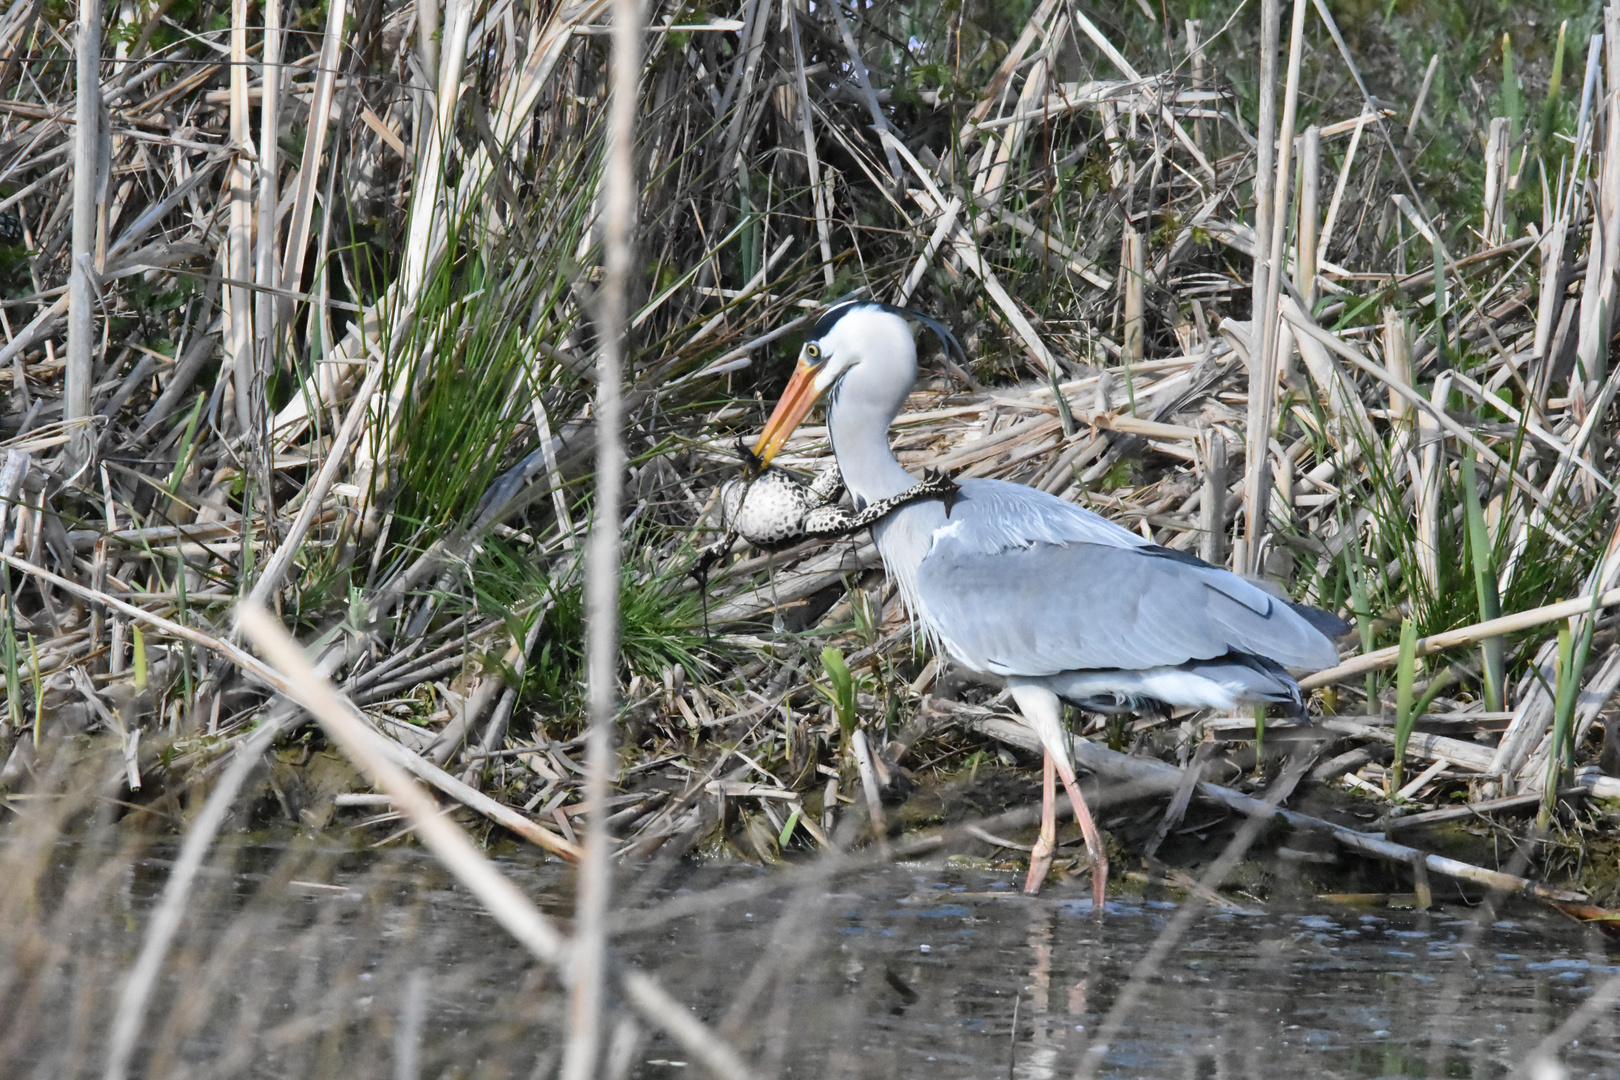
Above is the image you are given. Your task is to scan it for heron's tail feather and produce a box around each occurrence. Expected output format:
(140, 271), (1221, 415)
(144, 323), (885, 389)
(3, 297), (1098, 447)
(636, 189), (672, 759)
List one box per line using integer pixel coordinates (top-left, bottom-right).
(1043, 651), (1306, 716)
(1285, 600), (1352, 642)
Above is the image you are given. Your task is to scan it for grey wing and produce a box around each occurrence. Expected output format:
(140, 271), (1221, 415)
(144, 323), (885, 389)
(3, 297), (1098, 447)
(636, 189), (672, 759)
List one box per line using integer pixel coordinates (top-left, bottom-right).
(913, 537), (1341, 677)
(944, 478), (1148, 552)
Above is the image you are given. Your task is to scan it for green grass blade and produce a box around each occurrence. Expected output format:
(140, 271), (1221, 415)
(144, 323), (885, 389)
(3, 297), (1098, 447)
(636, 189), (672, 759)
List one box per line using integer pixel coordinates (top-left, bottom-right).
(1346, 542), (1378, 714)
(1460, 450), (1504, 710)
(820, 646), (856, 738)
(1541, 626), (1577, 828)
(778, 806), (801, 848)
(176, 552), (193, 715)
(166, 393), (206, 494)
(27, 634), (42, 748)
(133, 625), (147, 691)
(1431, 238), (1448, 369)
(2, 606), (19, 731)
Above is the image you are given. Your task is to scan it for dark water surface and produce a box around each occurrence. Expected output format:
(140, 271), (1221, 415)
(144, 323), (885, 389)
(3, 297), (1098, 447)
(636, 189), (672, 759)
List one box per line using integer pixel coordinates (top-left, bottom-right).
(7, 838), (1618, 1079)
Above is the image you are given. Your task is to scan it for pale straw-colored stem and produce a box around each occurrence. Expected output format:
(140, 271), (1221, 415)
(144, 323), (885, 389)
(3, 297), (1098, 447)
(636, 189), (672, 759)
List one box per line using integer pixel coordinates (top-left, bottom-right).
(65, 0), (99, 469)
(563, 0), (640, 1075)
(1241, 0), (1308, 574)
(277, 0), (347, 312)
(225, 0), (254, 435)
(1302, 585), (1620, 689)
(254, 0), (282, 360)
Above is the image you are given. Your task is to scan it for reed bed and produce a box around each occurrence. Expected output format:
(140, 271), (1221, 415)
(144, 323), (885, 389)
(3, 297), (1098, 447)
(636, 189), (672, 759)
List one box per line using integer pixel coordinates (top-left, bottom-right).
(3, 0), (1620, 1060)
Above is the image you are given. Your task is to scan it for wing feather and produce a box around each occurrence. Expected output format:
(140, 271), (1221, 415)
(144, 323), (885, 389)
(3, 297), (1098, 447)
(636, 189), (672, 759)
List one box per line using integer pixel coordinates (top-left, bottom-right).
(906, 480), (1340, 677)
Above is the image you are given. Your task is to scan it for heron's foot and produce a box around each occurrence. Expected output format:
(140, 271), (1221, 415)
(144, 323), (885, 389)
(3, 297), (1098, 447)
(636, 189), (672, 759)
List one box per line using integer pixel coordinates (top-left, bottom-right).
(1025, 750), (1060, 896)
(1024, 832), (1056, 895)
(1072, 838), (1108, 912)
(1078, 820), (1108, 910)
(1056, 772), (1109, 913)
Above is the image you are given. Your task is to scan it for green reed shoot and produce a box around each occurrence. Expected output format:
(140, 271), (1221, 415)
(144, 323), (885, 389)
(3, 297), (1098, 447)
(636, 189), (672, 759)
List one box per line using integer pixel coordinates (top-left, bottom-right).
(133, 624), (147, 691)
(2, 614), (19, 731)
(818, 646), (857, 741)
(777, 805), (801, 848)
(1048, 361), (1076, 437)
(1541, 627), (1576, 828)
(1542, 616), (1594, 827)
(1459, 450), (1504, 710)
(1391, 617), (1418, 794)
(1412, 665), (1458, 720)
(166, 393), (206, 494)
(175, 552), (193, 713)
(26, 634), (42, 748)
(239, 472), (255, 584)
(851, 590), (879, 648)
(1345, 543), (1378, 714)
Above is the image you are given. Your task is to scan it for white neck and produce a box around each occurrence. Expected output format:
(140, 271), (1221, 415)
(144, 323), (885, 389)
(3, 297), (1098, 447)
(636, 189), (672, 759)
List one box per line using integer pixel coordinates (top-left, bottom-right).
(826, 360), (915, 508)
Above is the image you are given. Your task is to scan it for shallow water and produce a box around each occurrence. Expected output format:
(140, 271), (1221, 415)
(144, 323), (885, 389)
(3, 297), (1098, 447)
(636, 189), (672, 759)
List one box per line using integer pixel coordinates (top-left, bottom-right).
(629, 864), (1619, 1080)
(6, 839), (1618, 1079)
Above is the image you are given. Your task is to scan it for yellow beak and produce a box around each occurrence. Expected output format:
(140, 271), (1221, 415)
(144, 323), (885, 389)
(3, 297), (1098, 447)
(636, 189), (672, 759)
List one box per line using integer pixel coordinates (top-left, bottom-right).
(751, 358), (821, 470)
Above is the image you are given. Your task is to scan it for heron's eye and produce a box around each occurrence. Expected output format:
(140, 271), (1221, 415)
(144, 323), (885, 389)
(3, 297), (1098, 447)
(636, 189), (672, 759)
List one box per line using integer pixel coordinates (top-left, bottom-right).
(805, 343), (822, 362)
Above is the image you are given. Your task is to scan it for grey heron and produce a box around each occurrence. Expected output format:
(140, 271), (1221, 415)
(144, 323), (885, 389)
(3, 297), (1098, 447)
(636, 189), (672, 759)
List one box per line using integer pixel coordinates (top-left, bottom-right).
(750, 302), (1345, 902)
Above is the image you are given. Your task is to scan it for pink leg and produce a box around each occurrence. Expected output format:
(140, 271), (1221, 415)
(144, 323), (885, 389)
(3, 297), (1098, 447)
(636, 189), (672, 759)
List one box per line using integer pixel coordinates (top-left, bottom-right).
(1023, 751), (1057, 894)
(1052, 757), (1108, 911)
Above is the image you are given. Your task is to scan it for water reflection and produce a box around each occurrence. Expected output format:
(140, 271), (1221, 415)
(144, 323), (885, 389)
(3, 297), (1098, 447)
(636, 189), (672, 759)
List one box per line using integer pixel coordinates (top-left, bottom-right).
(2, 837), (1615, 1079)
(637, 868), (1618, 1079)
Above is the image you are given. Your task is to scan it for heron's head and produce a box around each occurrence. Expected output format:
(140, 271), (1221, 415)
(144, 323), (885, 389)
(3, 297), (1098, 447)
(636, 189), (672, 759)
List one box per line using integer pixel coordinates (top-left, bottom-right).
(752, 302), (961, 469)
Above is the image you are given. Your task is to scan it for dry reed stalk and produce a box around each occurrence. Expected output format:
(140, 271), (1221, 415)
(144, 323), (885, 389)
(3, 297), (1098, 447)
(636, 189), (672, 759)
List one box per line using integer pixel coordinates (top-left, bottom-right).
(253, 0), (282, 377)
(1122, 226), (1144, 371)
(565, 0), (642, 1074)
(276, 0), (345, 321)
(1302, 584), (1620, 687)
(63, 0), (98, 469)
(1242, 0), (1280, 566)
(224, 0), (254, 436)
(787, 11), (835, 288)
(1241, 0), (1309, 576)
(1297, 125), (1319, 307)
(849, 727), (889, 860)
(1575, 8), (1620, 388)
(1413, 372), (1447, 593)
